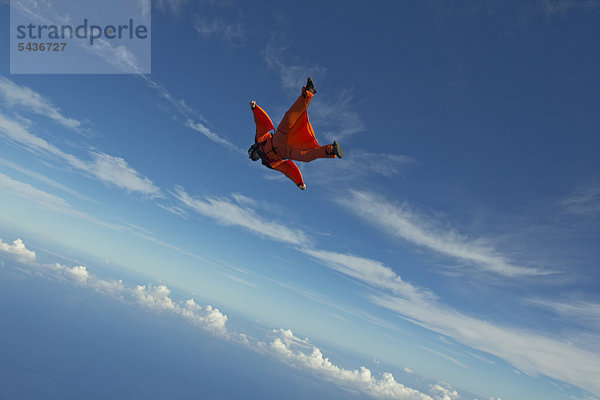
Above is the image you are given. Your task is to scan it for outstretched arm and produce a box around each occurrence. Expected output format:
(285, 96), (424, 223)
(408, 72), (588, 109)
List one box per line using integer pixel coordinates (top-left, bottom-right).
(272, 160), (305, 189)
(252, 104), (275, 142)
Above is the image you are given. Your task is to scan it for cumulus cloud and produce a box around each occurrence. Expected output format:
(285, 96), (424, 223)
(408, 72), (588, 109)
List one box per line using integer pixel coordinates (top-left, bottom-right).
(133, 284), (232, 337)
(10, 246), (233, 340)
(0, 76), (81, 129)
(0, 238), (36, 263)
(266, 329), (436, 400)
(173, 186), (311, 246)
(0, 113), (162, 197)
(338, 190), (551, 277)
(429, 384), (459, 400)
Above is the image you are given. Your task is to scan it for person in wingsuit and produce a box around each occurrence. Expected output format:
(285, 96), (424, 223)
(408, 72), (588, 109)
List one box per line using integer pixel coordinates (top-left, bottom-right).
(248, 77), (344, 190)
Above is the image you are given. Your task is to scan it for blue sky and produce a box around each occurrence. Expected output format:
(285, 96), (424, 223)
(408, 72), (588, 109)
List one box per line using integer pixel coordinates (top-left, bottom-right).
(1, 1), (599, 399)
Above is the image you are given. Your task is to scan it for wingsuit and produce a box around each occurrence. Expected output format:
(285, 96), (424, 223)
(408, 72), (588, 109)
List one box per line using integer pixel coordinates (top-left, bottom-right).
(248, 77), (344, 190)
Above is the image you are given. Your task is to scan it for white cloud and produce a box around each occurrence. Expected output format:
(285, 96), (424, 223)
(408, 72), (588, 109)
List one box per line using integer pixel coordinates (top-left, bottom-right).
(0, 238), (36, 263)
(301, 248), (434, 302)
(173, 186), (311, 246)
(154, 0), (190, 15)
(538, 0), (598, 16)
(0, 76), (81, 129)
(133, 284), (178, 311)
(527, 298), (600, 329)
(194, 15), (245, 44)
(85, 39), (145, 74)
(87, 152), (162, 197)
(266, 329), (436, 400)
(0, 172), (126, 231)
(261, 39), (365, 141)
(64, 265), (90, 284)
(0, 113), (162, 197)
(310, 89), (366, 141)
(13, 248), (233, 340)
(338, 190), (551, 277)
(185, 119), (243, 153)
(261, 39), (327, 93)
(139, 76), (242, 154)
(305, 150), (415, 185)
(0, 157), (98, 203)
(560, 180), (600, 216)
(430, 384), (459, 400)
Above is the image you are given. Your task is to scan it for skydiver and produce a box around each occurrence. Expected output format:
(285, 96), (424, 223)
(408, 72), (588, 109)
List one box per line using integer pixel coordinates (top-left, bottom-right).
(248, 77), (344, 190)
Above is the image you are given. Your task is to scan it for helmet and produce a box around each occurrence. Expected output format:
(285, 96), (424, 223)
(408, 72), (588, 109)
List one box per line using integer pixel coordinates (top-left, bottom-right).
(248, 145), (260, 161)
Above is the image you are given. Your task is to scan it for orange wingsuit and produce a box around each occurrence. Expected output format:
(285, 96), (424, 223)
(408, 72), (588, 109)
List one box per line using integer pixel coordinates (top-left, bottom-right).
(250, 87), (336, 188)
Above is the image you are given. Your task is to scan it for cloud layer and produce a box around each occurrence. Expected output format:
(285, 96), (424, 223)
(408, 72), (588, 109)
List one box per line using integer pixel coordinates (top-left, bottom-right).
(0, 237), (453, 400)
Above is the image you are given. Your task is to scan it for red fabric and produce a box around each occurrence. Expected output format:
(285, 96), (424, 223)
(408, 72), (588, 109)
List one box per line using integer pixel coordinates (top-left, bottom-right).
(275, 90), (319, 150)
(272, 160), (303, 186)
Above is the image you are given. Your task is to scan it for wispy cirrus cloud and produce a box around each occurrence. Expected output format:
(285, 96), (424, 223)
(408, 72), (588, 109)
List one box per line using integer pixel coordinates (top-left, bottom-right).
(338, 190), (552, 277)
(153, 0), (190, 15)
(172, 186), (311, 247)
(527, 297), (600, 329)
(0, 113), (162, 197)
(194, 15), (245, 45)
(186, 119), (244, 153)
(305, 150), (415, 185)
(299, 245), (600, 396)
(0, 172), (127, 232)
(301, 248), (435, 303)
(0, 77), (81, 129)
(560, 180), (600, 216)
(139, 76), (243, 153)
(0, 157), (97, 203)
(538, 0), (599, 16)
(310, 88), (366, 141)
(261, 38), (365, 141)
(261, 39), (327, 93)
(372, 293), (600, 397)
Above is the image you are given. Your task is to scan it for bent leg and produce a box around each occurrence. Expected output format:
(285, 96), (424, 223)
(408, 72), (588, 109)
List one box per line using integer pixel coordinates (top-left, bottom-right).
(276, 89), (314, 135)
(289, 144), (335, 162)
